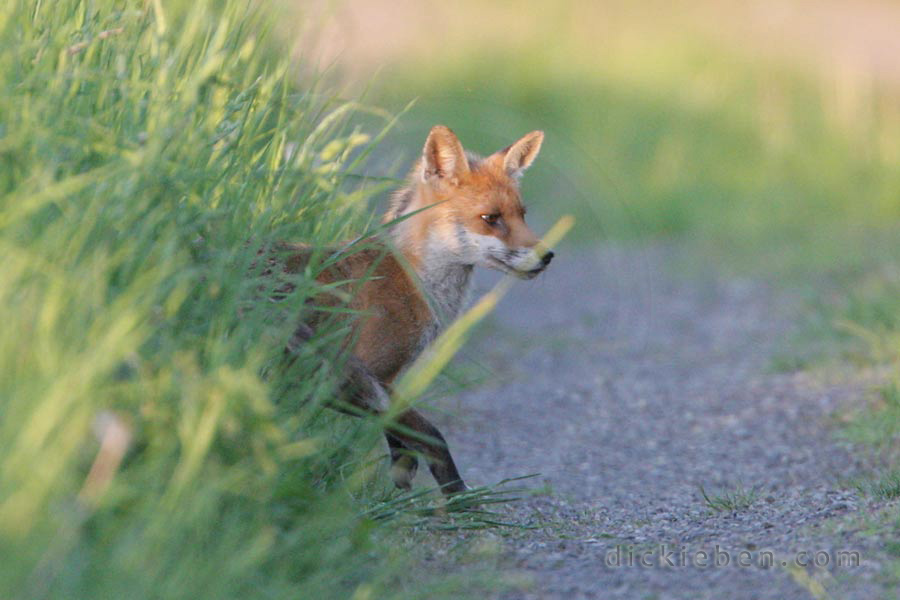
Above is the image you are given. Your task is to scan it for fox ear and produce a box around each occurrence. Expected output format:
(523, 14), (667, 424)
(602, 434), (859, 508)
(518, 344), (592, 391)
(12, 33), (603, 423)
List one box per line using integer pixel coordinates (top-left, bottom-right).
(421, 125), (469, 183)
(499, 130), (544, 178)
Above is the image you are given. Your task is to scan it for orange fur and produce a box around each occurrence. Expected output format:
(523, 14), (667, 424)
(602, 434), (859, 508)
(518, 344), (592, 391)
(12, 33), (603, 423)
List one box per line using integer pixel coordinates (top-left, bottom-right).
(282, 242), (430, 383)
(282, 126), (553, 494)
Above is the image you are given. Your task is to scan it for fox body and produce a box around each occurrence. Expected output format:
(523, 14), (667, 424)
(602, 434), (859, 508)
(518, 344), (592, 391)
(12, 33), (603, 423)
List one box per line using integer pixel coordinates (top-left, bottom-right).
(285, 126), (553, 494)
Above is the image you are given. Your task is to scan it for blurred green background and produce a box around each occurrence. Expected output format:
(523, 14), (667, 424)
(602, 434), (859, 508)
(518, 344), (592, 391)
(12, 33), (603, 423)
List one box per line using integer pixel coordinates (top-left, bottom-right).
(309, 0), (900, 272)
(3, 0), (900, 598)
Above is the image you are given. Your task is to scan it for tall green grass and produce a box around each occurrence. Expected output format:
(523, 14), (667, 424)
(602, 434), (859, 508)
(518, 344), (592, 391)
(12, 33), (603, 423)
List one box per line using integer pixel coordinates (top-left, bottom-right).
(0, 1), (428, 597)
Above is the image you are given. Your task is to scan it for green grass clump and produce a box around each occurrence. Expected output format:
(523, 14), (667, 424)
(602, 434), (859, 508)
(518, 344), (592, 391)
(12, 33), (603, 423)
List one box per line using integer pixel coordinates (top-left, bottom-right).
(699, 483), (759, 513)
(841, 384), (900, 450)
(862, 472), (900, 501)
(0, 1), (421, 597)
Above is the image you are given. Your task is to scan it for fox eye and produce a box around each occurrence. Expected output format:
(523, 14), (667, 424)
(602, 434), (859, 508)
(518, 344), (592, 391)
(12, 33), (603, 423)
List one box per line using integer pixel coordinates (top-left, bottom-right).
(481, 213), (501, 226)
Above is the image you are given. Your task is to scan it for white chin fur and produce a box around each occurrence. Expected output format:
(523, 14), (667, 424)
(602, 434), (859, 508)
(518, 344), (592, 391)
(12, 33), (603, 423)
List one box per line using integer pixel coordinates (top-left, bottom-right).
(465, 232), (545, 278)
(508, 252), (543, 273)
(486, 257), (544, 279)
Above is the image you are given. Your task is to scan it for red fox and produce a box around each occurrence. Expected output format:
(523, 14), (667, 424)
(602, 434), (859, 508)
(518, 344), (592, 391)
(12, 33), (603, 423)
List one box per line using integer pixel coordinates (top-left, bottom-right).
(282, 126), (553, 495)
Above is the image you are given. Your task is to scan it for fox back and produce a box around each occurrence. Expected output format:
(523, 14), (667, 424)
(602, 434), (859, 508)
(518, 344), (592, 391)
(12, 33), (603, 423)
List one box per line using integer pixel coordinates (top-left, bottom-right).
(282, 241), (431, 384)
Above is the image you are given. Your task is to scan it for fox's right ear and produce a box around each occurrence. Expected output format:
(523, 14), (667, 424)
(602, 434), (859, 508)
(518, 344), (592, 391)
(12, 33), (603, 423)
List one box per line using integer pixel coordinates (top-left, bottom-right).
(421, 125), (469, 184)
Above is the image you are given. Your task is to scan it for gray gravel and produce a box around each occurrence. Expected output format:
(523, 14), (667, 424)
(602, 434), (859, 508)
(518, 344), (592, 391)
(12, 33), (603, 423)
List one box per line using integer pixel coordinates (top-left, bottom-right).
(412, 244), (895, 599)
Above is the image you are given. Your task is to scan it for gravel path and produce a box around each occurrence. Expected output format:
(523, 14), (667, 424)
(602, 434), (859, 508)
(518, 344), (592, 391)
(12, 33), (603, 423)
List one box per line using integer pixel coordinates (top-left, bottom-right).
(415, 244), (892, 599)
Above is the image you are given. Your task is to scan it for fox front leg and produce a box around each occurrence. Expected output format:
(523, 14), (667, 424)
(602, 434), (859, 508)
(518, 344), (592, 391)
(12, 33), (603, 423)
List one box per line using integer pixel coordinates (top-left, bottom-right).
(388, 408), (468, 495)
(286, 323), (466, 495)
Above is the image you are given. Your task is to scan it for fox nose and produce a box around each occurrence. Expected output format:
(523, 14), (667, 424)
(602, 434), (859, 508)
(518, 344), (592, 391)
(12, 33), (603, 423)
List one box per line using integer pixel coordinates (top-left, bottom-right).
(541, 250), (554, 266)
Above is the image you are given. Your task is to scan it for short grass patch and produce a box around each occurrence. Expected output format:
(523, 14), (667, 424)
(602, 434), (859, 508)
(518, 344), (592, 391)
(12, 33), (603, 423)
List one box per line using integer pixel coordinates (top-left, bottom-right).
(699, 483), (759, 513)
(862, 472), (900, 501)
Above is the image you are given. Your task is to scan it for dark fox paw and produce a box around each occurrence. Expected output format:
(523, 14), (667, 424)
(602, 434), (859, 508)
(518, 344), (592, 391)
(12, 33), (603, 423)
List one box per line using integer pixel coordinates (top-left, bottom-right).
(442, 480), (470, 496)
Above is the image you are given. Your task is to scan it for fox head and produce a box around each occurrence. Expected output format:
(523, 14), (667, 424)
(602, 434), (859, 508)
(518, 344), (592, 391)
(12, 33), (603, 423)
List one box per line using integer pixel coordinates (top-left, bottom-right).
(386, 125), (554, 279)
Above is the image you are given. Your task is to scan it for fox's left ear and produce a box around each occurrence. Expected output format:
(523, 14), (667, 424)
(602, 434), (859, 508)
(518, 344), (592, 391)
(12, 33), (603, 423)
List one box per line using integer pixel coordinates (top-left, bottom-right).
(497, 130), (544, 178)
